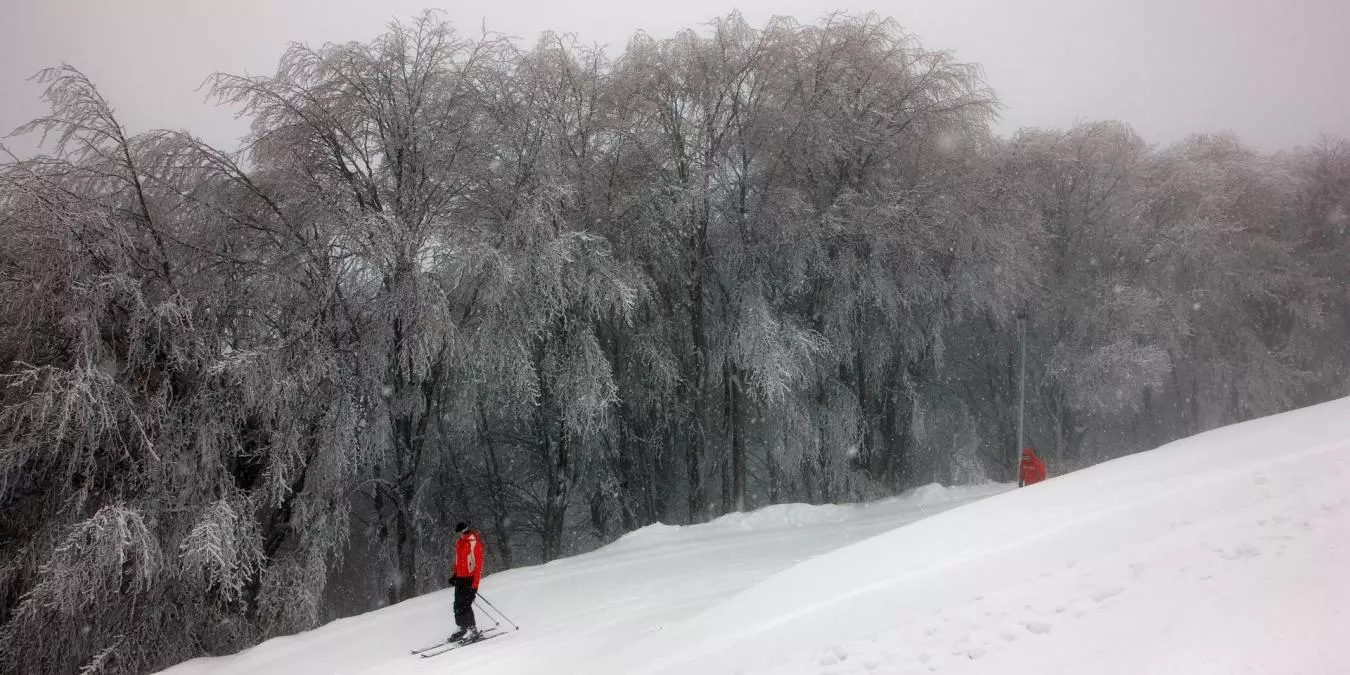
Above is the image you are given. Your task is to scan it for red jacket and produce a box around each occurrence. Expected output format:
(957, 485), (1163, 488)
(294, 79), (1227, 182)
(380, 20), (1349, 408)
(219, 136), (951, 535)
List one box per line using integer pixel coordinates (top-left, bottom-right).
(1020, 448), (1047, 486)
(453, 530), (485, 589)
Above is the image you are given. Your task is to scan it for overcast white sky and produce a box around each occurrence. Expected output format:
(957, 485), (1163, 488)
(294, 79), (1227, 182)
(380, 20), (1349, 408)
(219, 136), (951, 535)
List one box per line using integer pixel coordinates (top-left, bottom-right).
(3, 0), (1348, 156)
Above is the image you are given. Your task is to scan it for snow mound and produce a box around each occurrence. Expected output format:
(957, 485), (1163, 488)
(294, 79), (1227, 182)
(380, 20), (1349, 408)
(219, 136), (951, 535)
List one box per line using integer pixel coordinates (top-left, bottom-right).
(710, 502), (854, 530)
(612, 482), (988, 545)
(709, 483), (978, 530)
(610, 521), (684, 545)
(902, 481), (959, 503)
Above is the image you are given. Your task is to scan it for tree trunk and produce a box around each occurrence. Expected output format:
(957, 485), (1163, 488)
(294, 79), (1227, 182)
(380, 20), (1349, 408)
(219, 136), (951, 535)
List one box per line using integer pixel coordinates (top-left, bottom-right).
(854, 348), (870, 469)
(685, 167), (711, 523)
(613, 421), (639, 532)
(723, 359), (746, 513)
(393, 501), (416, 601)
(686, 422), (705, 523)
(880, 359), (911, 488)
(652, 431), (673, 523)
(1056, 402), (1089, 468)
(529, 329), (569, 563)
(540, 428), (569, 562)
(687, 261), (708, 521)
(588, 485), (609, 541)
(387, 411), (422, 603)
(476, 402), (514, 570)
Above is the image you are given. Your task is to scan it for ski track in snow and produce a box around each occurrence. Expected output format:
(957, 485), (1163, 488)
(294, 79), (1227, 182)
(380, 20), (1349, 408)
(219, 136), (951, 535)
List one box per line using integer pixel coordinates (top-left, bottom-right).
(156, 397), (1350, 675)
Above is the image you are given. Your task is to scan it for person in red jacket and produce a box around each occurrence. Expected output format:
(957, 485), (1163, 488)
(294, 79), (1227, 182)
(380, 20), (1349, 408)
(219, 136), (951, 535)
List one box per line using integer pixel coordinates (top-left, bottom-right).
(1020, 447), (1047, 487)
(448, 522), (485, 642)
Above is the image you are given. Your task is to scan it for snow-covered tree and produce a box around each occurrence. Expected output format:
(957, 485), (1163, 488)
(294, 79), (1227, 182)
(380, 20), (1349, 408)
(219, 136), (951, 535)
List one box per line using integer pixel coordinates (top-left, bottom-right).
(3, 11), (1347, 674)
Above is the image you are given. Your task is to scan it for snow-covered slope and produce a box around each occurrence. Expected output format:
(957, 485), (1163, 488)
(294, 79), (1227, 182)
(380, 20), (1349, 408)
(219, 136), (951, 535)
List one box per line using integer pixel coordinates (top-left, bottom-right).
(159, 397), (1350, 675)
(157, 480), (1006, 675)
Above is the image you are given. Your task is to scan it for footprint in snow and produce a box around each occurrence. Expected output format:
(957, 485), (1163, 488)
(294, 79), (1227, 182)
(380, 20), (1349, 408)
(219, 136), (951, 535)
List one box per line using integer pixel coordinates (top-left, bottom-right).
(1090, 585), (1123, 603)
(951, 643), (987, 659)
(1219, 543), (1261, 561)
(1021, 620), (1052, 635)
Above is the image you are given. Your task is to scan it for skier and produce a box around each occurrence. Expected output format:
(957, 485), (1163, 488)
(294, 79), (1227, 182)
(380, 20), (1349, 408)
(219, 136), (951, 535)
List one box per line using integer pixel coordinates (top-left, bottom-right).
(448, 522), (485, 642)
(1019, 447), (1047, 487)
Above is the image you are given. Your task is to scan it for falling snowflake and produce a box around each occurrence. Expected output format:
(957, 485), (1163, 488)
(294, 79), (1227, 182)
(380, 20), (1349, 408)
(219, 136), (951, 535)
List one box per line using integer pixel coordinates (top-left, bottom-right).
(936, 130), (961, 154)
(1328, 204), (1347, 227)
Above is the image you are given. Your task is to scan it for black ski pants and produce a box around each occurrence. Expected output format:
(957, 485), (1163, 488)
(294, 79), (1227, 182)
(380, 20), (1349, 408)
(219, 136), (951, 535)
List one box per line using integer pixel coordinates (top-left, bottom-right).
(453, 583), (477, 628)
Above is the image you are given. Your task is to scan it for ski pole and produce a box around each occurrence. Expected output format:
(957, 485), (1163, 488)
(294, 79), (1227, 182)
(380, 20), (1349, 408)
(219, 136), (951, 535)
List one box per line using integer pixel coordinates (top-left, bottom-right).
(474, 592), (519, 631)
(473, 597), (501, 629)
(475, 594), (514, 631)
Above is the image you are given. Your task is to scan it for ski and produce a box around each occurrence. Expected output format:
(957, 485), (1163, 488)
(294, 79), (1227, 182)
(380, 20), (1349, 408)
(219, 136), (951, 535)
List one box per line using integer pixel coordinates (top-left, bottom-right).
(416, 630), (508, 658)
(409, 632), (483, 655)
(410, 640), (451, 655)
(415, 629), (507, 656)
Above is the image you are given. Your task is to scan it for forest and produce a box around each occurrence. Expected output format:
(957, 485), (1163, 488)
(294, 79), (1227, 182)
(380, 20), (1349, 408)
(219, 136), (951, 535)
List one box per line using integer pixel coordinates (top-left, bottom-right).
(2, 10), (1348, 674)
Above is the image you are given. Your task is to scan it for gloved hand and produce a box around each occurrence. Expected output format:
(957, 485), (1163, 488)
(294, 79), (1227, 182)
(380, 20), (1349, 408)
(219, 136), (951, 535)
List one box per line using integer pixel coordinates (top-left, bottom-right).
(449, 575), (466, 588)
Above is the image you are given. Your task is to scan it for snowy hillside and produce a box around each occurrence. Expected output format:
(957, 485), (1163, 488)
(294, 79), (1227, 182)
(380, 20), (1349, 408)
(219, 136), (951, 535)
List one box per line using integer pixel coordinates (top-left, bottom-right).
(159, 397), (1350, 675)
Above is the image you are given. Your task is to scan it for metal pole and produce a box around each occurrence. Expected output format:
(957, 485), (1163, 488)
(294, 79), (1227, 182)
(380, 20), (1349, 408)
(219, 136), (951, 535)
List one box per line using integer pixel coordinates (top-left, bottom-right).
(1016, 308), (1027, 486)
(474, 592), (519, 631)
(473, 597), (501, 629)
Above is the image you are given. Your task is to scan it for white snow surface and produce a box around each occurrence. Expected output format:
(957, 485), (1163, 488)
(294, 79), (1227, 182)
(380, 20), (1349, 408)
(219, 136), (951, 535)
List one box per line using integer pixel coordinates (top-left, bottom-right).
(158, 397), (1350, 675)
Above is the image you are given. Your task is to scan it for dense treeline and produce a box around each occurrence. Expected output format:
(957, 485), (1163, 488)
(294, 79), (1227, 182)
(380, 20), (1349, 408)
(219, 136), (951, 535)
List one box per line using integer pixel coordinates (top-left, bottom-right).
(1, 11), (1348, 674)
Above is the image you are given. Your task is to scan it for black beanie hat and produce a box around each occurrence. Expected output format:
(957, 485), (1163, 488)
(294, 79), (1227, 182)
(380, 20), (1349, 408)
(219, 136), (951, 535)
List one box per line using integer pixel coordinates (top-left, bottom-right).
(455, 522), (468, 533)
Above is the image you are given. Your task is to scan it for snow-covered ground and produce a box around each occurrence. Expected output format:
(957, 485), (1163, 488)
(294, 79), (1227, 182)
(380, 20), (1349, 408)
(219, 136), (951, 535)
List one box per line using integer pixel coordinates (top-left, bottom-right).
(159, 396), (1350, 675)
